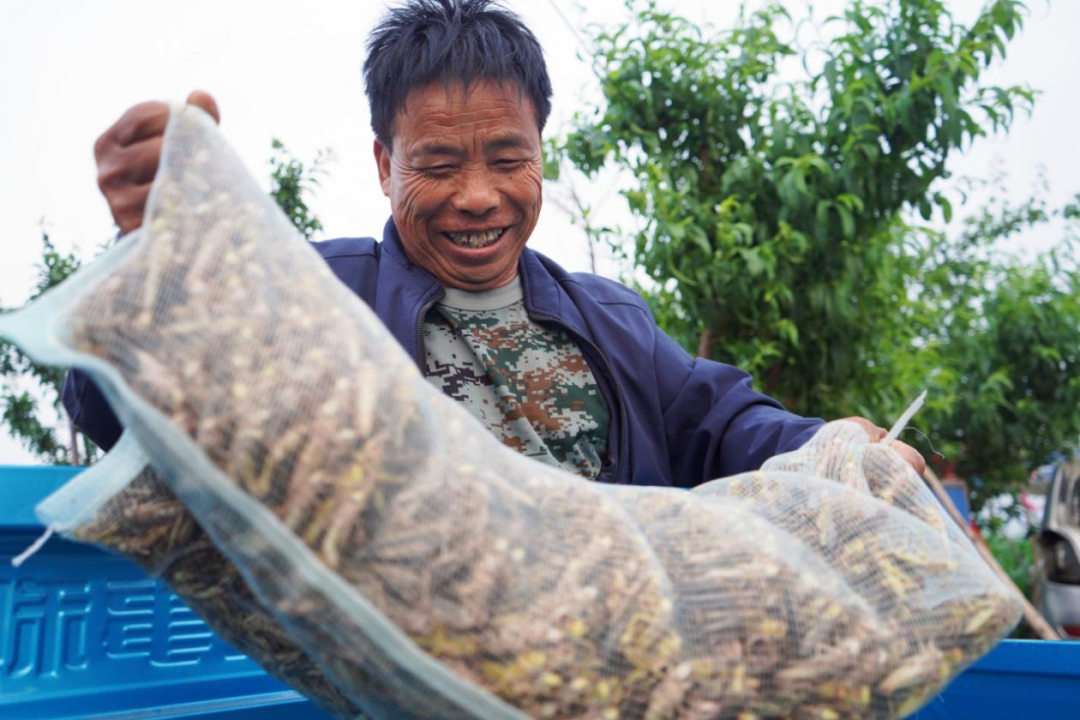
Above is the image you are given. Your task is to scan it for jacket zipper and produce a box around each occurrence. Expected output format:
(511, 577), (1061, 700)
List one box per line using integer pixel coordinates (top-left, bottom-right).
(527, 310), (629, 485)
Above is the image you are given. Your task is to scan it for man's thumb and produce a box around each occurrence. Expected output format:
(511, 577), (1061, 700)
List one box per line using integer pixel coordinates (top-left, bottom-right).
(185, 90), (221, 124)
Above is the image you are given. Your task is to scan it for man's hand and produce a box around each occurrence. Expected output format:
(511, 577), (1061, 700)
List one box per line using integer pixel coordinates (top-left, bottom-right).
(95, 90), (220, 234)
(839, 416), (927, 477)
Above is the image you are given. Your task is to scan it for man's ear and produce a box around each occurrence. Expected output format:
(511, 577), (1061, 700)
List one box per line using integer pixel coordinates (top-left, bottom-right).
(374, 140), (392, 197)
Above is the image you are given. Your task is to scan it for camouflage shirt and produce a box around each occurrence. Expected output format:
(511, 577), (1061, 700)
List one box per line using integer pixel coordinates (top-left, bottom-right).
(423, 277), (610, 479)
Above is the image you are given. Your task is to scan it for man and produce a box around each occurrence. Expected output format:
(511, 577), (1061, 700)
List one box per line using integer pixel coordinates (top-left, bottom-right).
(64, 0), (925, 485)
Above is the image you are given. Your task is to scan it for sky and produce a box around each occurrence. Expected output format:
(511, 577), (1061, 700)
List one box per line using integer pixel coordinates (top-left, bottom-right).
(1, 0), (1078, 465)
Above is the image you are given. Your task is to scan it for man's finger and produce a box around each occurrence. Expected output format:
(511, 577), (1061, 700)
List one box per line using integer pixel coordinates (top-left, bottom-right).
(99, 136), (164, 190)
(186, 90), (220, 124)
(111, 101), (171, 148)
(839, 416), (887, 442)
(110, 181), (154, 234)
(122, 136), (164, 185)
(889, 439), (927, 477)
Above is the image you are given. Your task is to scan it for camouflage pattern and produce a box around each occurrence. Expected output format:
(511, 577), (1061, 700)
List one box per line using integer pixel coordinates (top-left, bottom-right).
(423, 287), (609, 479)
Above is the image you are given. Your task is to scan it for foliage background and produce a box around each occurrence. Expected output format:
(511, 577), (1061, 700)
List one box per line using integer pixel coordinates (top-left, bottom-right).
(2, 0), (1077, 512)
(2, 0), (1077, 466)
(550, 0), (1080, 509)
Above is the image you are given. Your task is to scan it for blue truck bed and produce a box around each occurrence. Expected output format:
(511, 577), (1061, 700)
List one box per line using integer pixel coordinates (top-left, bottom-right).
(2, 465), (1077, 719)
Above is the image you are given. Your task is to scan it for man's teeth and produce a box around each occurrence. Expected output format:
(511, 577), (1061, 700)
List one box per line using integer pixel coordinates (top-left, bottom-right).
(448, 228), (503, 248)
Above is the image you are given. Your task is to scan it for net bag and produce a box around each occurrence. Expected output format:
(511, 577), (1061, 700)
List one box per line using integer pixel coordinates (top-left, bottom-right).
(28, 455), (363, 717)
(2, 105), (1022, 720)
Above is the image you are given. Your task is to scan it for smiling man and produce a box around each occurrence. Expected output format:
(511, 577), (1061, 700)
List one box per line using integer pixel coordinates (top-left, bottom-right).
(63, 0), (925, 486)
(375, 81), (544, 292)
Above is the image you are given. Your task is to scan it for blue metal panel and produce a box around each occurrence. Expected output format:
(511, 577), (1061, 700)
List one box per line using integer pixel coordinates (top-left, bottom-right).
(3, 465), (1079, 719)
(912, 640), (1080, 719)
(944, 484), (971, 523)
(4, 464), (86, 528)
(1, 465), (331, 718)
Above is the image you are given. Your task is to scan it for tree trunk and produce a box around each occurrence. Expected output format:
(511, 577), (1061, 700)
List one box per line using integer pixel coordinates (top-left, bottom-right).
(68, 419), (80, 466)
(696, 327), (714, 358)
(586, 230), (598, 276)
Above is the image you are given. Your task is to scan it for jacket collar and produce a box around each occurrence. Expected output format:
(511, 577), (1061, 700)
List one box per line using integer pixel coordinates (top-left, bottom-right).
(374, 218), (441, 363)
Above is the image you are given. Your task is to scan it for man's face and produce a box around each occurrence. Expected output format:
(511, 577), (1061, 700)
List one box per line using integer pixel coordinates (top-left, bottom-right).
(375, 80), (544, 291)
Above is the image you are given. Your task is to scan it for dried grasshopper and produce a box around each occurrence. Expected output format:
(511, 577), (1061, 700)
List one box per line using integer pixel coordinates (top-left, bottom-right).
(71, 469), (362, 718)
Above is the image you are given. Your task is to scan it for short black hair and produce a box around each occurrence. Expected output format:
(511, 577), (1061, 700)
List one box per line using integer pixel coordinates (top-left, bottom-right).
(363, 0), (553, 150)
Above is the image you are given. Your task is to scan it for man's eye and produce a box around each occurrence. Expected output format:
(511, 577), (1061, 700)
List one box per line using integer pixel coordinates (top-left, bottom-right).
(421, 165), (455, 176)
(494, 159), (524, 169)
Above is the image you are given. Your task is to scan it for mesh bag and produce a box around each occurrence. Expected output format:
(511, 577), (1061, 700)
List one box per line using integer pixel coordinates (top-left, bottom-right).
(29, 454), (362, 717)
(2, 105), (1022, 720)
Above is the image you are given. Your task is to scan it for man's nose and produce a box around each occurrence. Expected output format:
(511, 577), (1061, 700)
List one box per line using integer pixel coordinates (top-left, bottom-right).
(451, 168), (499, 216)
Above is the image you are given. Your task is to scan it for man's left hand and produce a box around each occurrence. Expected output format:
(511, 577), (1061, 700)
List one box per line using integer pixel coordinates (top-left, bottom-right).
(839, 416), (927, 477)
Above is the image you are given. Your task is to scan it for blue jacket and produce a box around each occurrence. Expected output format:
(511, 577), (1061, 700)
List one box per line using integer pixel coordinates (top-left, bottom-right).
(63, 218), (823, 487)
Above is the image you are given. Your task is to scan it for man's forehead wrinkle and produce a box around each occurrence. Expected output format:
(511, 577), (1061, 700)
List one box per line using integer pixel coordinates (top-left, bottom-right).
(406, 118), (536, 156)
(411, 98), (526, 125)
(393, 80), (542, 161)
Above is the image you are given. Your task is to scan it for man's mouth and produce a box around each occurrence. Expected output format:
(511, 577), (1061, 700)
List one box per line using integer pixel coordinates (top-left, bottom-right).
(444, 227), (506, 249)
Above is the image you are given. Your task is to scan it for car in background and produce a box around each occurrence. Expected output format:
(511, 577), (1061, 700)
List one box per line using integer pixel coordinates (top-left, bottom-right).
(1037, 458), (1080, 639)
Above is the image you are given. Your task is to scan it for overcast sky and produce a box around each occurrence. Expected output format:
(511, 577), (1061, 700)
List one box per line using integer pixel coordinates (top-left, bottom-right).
(1, 0), (1077, 465)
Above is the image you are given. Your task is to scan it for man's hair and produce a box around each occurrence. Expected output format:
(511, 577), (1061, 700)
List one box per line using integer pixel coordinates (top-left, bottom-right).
(364, 0), (553, 150)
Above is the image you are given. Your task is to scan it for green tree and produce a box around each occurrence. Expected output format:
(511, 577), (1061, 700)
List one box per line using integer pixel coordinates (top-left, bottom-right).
(0, 229), (97, 465)
(1, 140), (331, 464)
(550, 0), (1080, 505)
(912, 188), (1080, 507)
(269, 138), (334, 241)
(555, 0), (1033, 422)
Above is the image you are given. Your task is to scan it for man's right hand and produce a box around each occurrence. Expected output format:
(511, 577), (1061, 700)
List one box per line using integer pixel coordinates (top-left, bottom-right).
(95, 90), (220, 234)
